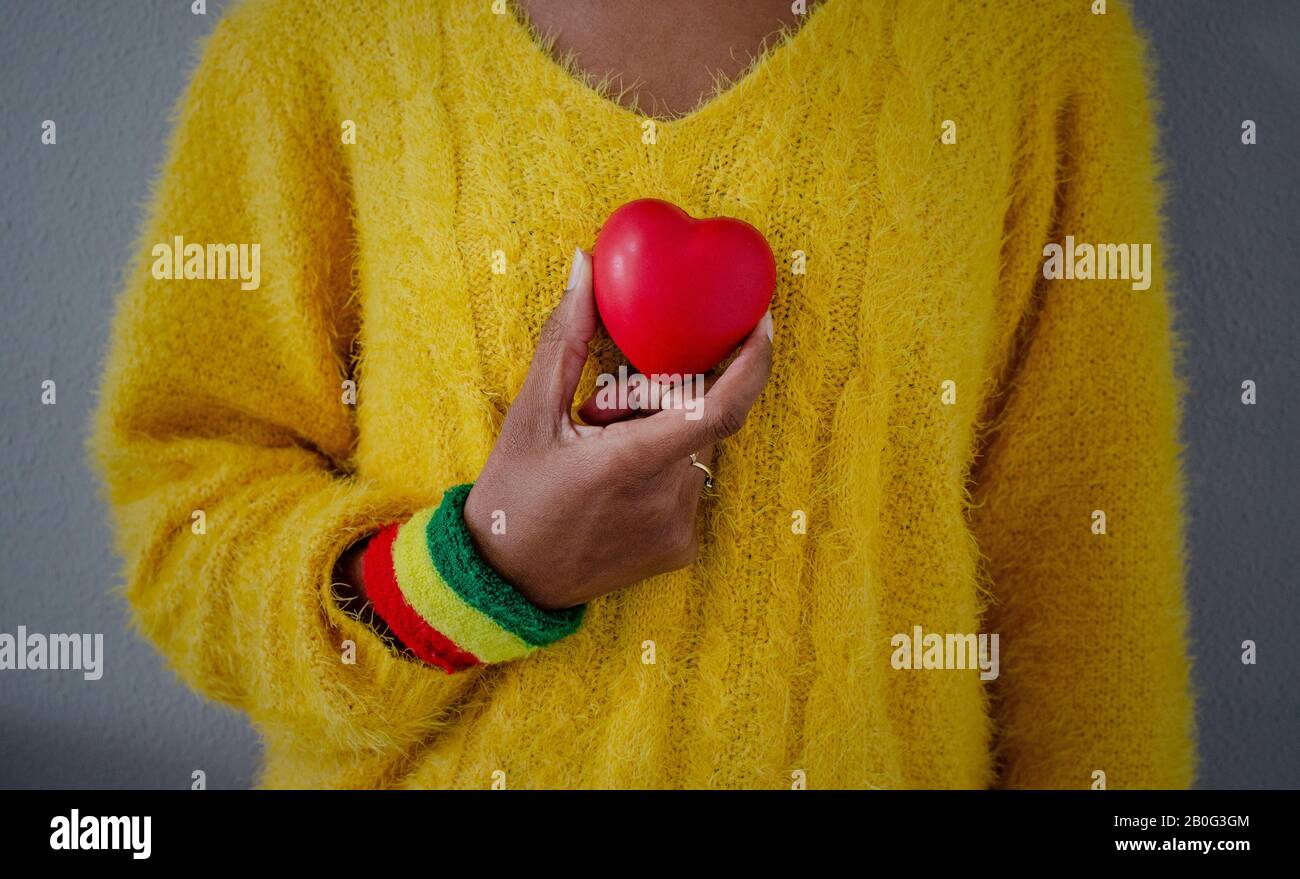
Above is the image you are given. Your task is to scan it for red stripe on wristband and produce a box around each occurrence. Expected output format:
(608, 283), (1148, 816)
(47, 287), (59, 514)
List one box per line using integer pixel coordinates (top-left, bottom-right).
(361, 523), (480, 673)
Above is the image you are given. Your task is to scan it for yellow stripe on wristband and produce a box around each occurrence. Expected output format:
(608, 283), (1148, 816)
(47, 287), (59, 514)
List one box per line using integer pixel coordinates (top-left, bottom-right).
(389, 506), (533, 664)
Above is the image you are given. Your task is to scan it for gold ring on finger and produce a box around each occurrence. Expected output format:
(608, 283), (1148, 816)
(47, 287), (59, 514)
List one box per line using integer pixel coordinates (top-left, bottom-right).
(689, 452), (715, 491)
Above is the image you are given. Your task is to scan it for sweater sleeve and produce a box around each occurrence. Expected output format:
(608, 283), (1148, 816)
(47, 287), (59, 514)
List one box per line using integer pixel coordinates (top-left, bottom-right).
(87, 15), (488, 761)
(970, 8), (1196, 789)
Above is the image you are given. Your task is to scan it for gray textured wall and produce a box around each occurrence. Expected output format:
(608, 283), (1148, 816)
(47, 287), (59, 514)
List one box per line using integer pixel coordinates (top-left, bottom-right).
(0, 0), (257, 789)
(0, 0), (1295, 790)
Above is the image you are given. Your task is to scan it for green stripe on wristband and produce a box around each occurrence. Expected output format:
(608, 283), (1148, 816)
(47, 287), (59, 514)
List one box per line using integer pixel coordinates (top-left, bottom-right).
(425, 484), (586, 647)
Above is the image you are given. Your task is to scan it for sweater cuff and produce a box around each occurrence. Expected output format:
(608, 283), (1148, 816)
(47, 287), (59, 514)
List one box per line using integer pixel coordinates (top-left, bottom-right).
(361, 484), (585, 671)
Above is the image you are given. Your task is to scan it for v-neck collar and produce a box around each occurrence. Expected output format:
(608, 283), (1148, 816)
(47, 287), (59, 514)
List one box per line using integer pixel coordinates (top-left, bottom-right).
(496, 0), (844, 133)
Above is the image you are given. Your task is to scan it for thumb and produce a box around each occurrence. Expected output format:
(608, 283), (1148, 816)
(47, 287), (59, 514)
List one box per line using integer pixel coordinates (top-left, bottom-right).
(521, 247), (596, 425)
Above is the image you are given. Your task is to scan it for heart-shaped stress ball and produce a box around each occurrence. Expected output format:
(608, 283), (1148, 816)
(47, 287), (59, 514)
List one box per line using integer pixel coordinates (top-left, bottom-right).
(593, 198), (776, 376)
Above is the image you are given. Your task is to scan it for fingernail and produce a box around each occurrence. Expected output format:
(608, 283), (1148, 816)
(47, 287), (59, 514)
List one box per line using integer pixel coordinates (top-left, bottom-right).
(565, 246), (584, 292)
(760, 310), (774, 342)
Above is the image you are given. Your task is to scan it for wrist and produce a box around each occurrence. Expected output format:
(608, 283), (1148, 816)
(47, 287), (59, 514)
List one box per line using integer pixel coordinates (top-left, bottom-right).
(463, 480), (572, 612)
(361, 484), (586, 672)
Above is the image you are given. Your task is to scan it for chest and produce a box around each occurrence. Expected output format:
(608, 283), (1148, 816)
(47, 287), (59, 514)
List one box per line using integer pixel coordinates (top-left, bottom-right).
(345, 4), (1016, 485)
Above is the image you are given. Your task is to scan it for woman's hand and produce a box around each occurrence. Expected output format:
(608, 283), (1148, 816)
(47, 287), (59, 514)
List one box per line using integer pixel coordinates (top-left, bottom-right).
(462, 248), (773, 611)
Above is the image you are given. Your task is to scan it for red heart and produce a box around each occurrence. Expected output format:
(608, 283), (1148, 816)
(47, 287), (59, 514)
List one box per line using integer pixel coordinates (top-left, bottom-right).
(593, 199), (776, 376)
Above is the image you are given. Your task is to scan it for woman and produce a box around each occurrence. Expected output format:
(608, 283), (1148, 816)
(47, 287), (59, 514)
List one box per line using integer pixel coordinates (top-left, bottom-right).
(90, 0), (1196, 788)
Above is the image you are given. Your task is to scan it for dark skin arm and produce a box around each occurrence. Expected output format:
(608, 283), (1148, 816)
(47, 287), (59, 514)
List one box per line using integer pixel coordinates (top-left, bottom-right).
(335, 534), (371, 604)
(335, 250), (772, 615)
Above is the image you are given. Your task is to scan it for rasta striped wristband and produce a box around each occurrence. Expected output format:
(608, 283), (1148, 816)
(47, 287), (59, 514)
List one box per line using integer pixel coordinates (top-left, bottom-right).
(360, 484), (586, 672)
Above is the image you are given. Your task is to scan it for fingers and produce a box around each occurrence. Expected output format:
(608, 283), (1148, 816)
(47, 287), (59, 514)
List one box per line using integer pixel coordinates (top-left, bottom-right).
(576, 373), (719, 426)
(657, 374), (720, 414)
(576, 386), (639, 426)
(622, 310), (774, 468)
(521, 248), (596, 427)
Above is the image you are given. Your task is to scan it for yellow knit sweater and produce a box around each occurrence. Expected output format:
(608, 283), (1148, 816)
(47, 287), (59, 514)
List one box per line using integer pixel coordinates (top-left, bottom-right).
(89, 0), (1196, 789)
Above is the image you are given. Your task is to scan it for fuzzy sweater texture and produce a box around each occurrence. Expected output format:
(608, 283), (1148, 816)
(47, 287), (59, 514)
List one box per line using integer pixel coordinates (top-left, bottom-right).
(89, 0), (1196, 788)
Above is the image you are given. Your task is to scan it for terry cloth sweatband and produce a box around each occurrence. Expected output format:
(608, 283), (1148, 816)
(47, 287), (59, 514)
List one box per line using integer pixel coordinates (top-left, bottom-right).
(362, 484), (586, 668)
(362, 523), (480, 673)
